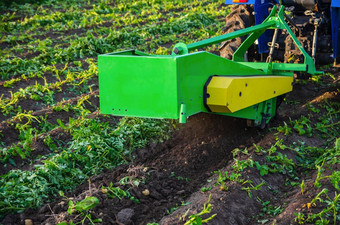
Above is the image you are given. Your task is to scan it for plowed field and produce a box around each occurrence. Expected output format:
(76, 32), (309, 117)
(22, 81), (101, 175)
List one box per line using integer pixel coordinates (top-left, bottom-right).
(0, 1), (339, 225)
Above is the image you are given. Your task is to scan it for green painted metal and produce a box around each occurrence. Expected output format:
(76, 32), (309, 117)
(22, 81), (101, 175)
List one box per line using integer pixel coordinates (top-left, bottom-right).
(99, 50), (178, 119)
(99, 5), (320, 125)
(179, 104), (187, 123)
(172, 5), (322, 76)
(99, 50), (265, 122)
(186, 20), (274, 51)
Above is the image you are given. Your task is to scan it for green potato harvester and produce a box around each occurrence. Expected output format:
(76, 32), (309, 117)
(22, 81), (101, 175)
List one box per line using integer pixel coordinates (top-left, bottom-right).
(98, 6), (322, 127)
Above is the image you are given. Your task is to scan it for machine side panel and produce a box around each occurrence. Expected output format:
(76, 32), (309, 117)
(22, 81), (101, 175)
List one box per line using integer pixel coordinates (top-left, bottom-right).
(98, 54), (179, 119)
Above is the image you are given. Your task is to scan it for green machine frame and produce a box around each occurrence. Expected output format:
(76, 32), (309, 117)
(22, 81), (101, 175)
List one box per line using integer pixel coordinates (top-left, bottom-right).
(99, 5), (321, 126)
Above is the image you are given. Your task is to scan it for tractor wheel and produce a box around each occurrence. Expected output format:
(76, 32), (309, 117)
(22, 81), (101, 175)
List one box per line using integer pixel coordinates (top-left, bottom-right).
(219, 4), (255, 60)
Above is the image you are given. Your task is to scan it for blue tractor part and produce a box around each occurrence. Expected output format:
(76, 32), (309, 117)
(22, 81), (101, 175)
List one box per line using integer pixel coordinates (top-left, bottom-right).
(331, 0), (340, 62)
(224, 0), (340, 64)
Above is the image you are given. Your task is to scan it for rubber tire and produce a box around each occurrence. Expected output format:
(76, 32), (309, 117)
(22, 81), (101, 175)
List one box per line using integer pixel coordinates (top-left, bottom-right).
(219, 5), (257, 128)
(219, 4), (254, 60)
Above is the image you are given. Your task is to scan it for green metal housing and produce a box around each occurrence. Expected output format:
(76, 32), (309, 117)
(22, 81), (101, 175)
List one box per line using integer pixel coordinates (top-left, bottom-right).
(99, 6), (321, 125)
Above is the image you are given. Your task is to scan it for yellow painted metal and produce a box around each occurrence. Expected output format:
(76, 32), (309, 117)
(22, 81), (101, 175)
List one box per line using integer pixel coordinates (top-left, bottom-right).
(206, 76), (293, 113)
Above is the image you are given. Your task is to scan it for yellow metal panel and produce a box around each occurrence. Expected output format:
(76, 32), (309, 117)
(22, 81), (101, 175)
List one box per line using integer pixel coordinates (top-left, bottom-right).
(206, 76), (293, 113)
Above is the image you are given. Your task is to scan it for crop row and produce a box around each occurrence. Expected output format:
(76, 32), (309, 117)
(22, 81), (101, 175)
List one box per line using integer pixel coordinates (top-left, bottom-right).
(1, 10), (226, 81)
(0, 0), (229, 167)
(0, 115), (172, 217)
(0, 0), (227, 49)
(0, 58), (97, 116)
(0, 91), (98, 165)
(0, 0), (230, 219)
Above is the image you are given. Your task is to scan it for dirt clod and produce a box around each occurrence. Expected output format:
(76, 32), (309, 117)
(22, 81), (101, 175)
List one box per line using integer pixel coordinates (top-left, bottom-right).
(24, 219), (33, 225)
(117, 208), (135, 225)
(142, 189), (150, 196)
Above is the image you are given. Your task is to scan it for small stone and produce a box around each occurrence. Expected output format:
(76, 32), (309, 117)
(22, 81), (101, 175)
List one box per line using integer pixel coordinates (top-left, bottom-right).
(176, 190), (185, 195)
(117, 208), (135, 225)
(142, 189), (150, 196)
(58, 201), (65, 206)
(25, 219), (33, 225)
(38, 204), (49, 214)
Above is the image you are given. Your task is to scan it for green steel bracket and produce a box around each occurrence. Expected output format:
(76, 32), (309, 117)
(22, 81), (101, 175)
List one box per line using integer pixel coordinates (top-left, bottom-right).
(179, 104), (187, 123)
(172, 5), (323, 76)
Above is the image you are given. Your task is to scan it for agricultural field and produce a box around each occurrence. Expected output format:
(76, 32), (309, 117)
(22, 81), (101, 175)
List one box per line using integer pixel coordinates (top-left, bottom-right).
(0, 0), (339, 224)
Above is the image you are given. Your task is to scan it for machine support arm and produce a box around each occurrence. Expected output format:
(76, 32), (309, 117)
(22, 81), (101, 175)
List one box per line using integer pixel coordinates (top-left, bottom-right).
(172, 5), (322, 75)
(186, 21), (275, 51)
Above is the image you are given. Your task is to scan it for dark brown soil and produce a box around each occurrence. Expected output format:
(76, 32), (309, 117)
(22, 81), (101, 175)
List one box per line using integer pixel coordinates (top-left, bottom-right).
(1, 72), (339, 225)
(1, 113), (263, 225)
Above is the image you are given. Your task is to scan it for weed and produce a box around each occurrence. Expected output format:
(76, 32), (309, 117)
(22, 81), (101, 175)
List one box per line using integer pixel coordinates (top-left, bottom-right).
(167, 201), (191, 214)
(43, 134), (58, 152)
(58, 192), (101, 225)
(305, 188), (340, 224)
(306, 102), (320, 113)
(101, 182), (139, 203)
(255, 161), (270, 176)
(241, 181), (266, 198)
(300, 180), (305, 194)
(257, 197), (284, 217)
(215, 170), (229, 191)
(201, 187), (213, 193)
(170, 172), (191, 182)
(294, 212), (305, 224)
(276, 122), (292, 135)
(232, 157), (254, 172)
(182, 194), (216, 225)
(291, 116), (312, 137)
(119, 176), (142, 187)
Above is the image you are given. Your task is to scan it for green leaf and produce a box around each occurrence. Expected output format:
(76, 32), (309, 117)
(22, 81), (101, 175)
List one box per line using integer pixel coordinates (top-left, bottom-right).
(67, 200), (74, 215)
(75, 196), (99, 212)
(8, 158), (16, 166)
(335, 138), (340, 151)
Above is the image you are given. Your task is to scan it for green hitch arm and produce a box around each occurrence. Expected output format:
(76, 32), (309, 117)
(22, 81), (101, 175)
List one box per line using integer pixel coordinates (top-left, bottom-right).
(171, 20), (275, 56)
(186, 21), (275, 51)
(172, 5), (322, 76)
